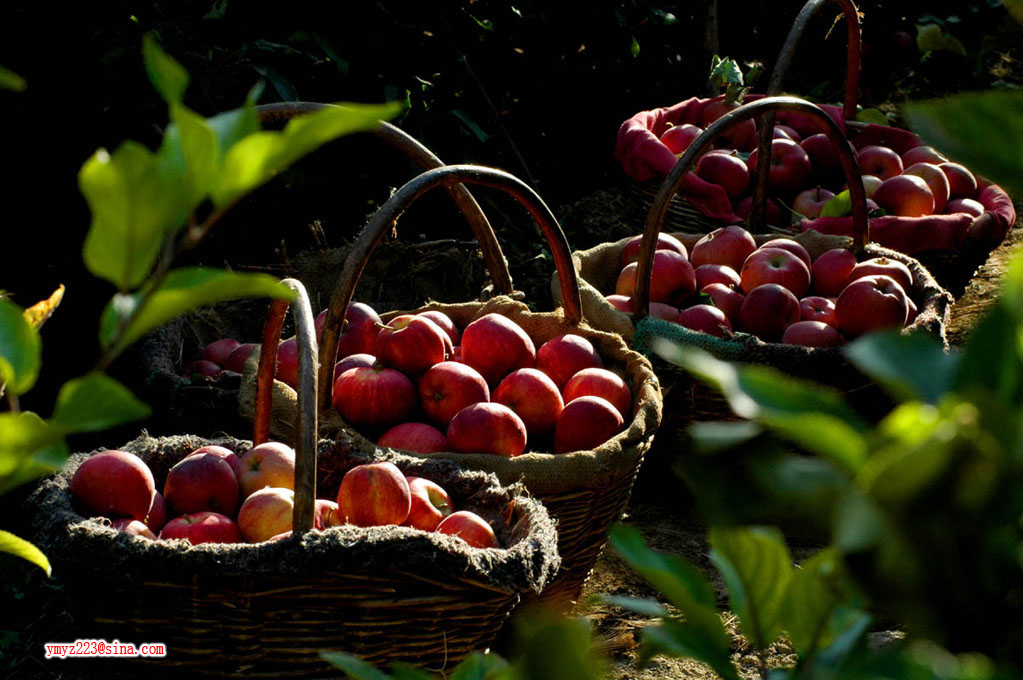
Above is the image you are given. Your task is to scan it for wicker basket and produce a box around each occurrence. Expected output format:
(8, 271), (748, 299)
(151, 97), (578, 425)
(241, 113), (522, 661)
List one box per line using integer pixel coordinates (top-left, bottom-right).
(29, 278), (559, 678)
(241, 164), (663, 610)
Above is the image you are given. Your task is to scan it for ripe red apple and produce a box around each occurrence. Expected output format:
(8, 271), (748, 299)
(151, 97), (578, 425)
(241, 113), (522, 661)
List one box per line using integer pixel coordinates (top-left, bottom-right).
(160, 511), (241, 545)
(460, 314), (536, 386)
(163, 452), (239, 517)
(800, 134), (852, 183)
(417, 361), (490, 426)
(735, 196), (783, 225)
(737, 284), (802, 341)
(332, 302), (384, 359)
(535, 334), (604, 391)
(70, 450), (155, 522)
(740, 247), (811, 297)
(562, 367), (632, 420)
(111, 518), (156, 540)
(418, 310), (461, 346)
(939, 162), (978, 199)
(183, 360), (223, 380)
(854, 175), (884, 199)
(702, 283), (745, 323)
(334, 353), (377, 382)
(236, 441), (296, 500)
(201, 338), (240, 367)
(494, 368), (564, 436)
(337, 462), (411, 527)
(799, 296), (837, 326)
(773, 124), (801, 141)
(906, 296), (919, 325)
(660, 123), (703, 155)
(604, 295), (680, 321)
(690, 225), (757, 271)
(146, 492), (167, 532)
(700, 99), (757, 149)
(446, 403), (528, 457)
(695, 151), (750, 201)
(857, 145), (904, 180)
(620, 233), (688, 268)
(677, 304), (732, 338)
(835, 275), (909, 338)
(237, 487), (295, 542)
(404, 476), (454, 532)
(374, 314), (448, 375)
(759, 238), (812, 269)
(874, 174), (935, 217)
(436, 510), (499, 549)
(792, 187), (836, 219)
(189, 445), (241, 474)
(332, 365), (417, 430)
(903, 162), (951, 213)
(811, 249), (858, 297)
(616, 250), (697, 307)
(223, 343), (256, 373)
(848, 257), (913, 296)
(946, 197), (985, 217)
(275, 337), (299, 388)
(782, 320), (844, 347)
(314, 499), (342, 529)
(554, 396), (625, 454)
(902, 145), (947, 167)
(695, 264), (741, 291)
(745, 138), (812, 195)
(377, 422), (449, 454)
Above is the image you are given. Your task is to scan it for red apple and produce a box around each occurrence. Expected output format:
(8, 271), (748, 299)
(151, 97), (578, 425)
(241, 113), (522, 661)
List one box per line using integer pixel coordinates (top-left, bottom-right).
(735, 196), (783, 225)
(189, 445), (241, 474)
(906, 296), (919, 325)
(554, 396), (625, 454)
(677, 304), (732, 338)
(835, 275), (909, 338)
(160, 511), (241, 545)
(740, 247), (811, 297)
(620, 233), (688, 268)
(616, 250), (697, 307)
(874, 174), (935, 217)
(946, 197), (985, 217)
(848, 257), (914, 297)
(695, 151), (750, 201)
(690, 225), (757, 271)
(782, 320), (844, 347)
(738, 284), (802, 341)
(939, 162), (978, 199)
(436, 510), (499, 549)
(857, 145), (904, 180)
(201, 338), (240, 367)
(702, 283), (745, 323)
(164, 452), (239, 517)
(562, 367), (632, 420)
(799, 296), (837, 326)
(223, 343), (256, 373)
(695, 264), (741, 291)
(334, 353), (377, 382)
(146, 491), (167, 532)
(759, 238), (812, 269)
(604, 295), (680, 321)
(332, 302), (384, 359)
(183, 360), (223, 380)
(792, 187), (836, 219)
(374, 314), (448, 375)
(446, 403), (528, 457)
(460, 314), (536, 386)
(800, 134), (852, 183)
(660, 123), (703, 155)
(337, 462), (411, 527)
(773, 124), (801, 141)
(236, 441), (296, 500)
(377, 422), (449, 454)
(700, 99), (757, 149)
(275, 337), (299, 388)
(417, 361), (490, 426)
(903, 162), (950, 213)
(854, 174), (885, 199)
(404, 476), (454, 532)
(237, 487), (295, 542)
(333, 365), (417, 430)
(314, 499), (342, 529)
(745, 138), (812, 195)
(111, 518), (156, 540)
(811, 249), (858, 297)
(418, 310), (461, 346)
(535, 334), (604, 391)
(494, 368), (564, 436)
(70, 450), (155, 522)
(902, 145), (947, 167)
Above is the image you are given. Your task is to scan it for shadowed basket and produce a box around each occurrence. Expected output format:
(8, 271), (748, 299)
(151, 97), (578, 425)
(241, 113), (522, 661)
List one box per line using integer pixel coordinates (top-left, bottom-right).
(29, 278), (558, 678)
(240, 164), (663, 610)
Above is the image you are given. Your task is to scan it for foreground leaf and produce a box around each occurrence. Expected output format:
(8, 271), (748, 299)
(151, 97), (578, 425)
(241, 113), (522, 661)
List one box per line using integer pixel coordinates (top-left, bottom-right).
(640, 619), (740, 680)
(449, 651), (510, 680)
(844, 331), (959, 404)
(0, 299), (41, 395)
(0, 65), (26, 92)
(143, 34), (188, 103)
(0, 530), (51, 576)
(51, 373), (151, 433)
(820, 190), (852, 218)
(22, 285), (64, 330)
(320, 651), (391, 680)
(915, 24), (966, 56)
(511, 615), (603, 680)
(0, 412), (64, 481)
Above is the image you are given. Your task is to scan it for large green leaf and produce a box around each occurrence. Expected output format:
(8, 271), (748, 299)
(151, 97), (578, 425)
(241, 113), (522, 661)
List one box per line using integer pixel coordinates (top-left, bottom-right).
(915, 24), (966, 56)
(449, 651), (510, 680)
(51, 373), (151, 433)
(0, 412), (63, 479)
(955, 304), (1023, 405)
(0, 530), (51, 576)
(142, 34), (188, 103)
(0, 66), (26, 92)
(903, 91), (1023, 196)
(708, 526), (793, 649)
(207, 85), (262, 153)
(387, 664), (435, 680)
(80, 141), (190, 290)
(610, 524), (717, 611)
(320, 652), (391, 680)
(0, 299), (41, 396)
(821, 190), (853, 218)
(99, 268), (294, 352)
(639, 620), (740, 680)
(844, 331), (959, 404)
(160, 104), (220, 207)
(0, 435), (68, 497)
(212, 101), (402, 207)
(600, 594), (670, 618)
(510, 615), (603, 680)
(782, 549), (846, 656)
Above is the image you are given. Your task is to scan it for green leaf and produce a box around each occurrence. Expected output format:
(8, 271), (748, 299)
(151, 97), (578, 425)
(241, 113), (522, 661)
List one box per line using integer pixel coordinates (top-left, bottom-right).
(388, 664), (435, 680)
(708, 526), (793, 648)
(820, 190), (853, 218)
(856, 109), (890, 126)
(99, 268), (294, 352)
(1006, 0), (1023, 23)
(954, 304), (1023, 403)
(0, 530), (51, 577)
(0, 412), (64, 481)
(80, 141), (190, 290)
(212, 101), (401, 207)
(903, 90), (1023, 196)
(511, 615), (603, 680)
(52, 373), (150, 433)
(451, 109), (492, 143)
(610, 524), (717, 611)
(0, 66), (26, 92)
(143, 34), (188, 103)
(449, 651), (510, 680)
(639, 620), (740, 680)
(0, 435), (68, 497)
(0, 299), (41, 396)
(160, 104), (220, 207)
(916, 24), (967, 56)
(320, 651), (392, 680)
(782, 549), (844, 655)
(709, 55), (744, 86)
(844, 331), (959, 404)
(630, 35), (641, 58)
(600, 594), (670, 618)
(207, 86), (262, 152)
(688, 420), (763, 453)
(756, 412), (868, 473)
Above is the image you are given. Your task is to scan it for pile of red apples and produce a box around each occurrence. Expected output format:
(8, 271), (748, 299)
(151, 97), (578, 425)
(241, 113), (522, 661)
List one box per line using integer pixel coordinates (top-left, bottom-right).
(70, 446), (498, 548)
(611, 226), (919, 347)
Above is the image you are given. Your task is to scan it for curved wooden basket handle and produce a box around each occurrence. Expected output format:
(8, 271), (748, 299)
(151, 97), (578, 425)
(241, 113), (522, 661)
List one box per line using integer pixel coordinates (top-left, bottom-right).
(317, 164), (582, 411)
(256, 102), (516, 298)
(635, 96), (868, 321)
(253, 278), (319, 534)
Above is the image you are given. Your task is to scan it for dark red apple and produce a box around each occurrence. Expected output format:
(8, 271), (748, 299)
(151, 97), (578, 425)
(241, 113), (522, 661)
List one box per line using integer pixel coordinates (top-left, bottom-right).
(690, 225), (758, 272)
(332, 365), (417, 430)
(799, 296), (837, 326)
(857, 145), (904, 180)
(759, 238), (812, 269)
(782, 320), (844, 347)
(436, 511), (499, 549)
(275, 337), (299, 388)
(902, 145), (947, 167)
(939, 162), (978, 199)
(620, 233), (688, 268)
(616, 250), (697, 307)
(377, 422), (449, 454)
(946, 197), (985, 217)
(792, 187), (836, 219)
(800, 133), (849, 183)
(740, 247), (811, 297)
(605, 295), (680, 321)
(334, 353), (377, 382)
(460, 314), (537, 386)
(737, 284), (801, 341)
(189, 445), (241, 475)
(160, 511), (241, 545)
(554, 396), (625, 454)
(418, 361), (490, 426)
(873, 175), (935, 217)
(223, 343), (256, 373)
(835, 275), (909, 338)
(745, 138), (812, 195)
(903, 162), (950, 213)
(735, 196), (783, 225)
(334, 302), (384, 359)
(70, 450), (155, 522)
(811, 249), (858, 297)
(494, 368), (564, 436)
(337, 462), (411, 527)
(146, 492), (167, 532)
(562, 367), (632, 421)
(535, 334), (604, 391)
(677, 304), (732, 338)
(660, 123), (704, 155)
(418, 310), (461, 346)
(695, 264), (741, 291)
(702, 283), (745, 323)
(848, 257), (913, 296)
(183, 360), (223, 380)
(446, 403), (528, 457)
(695, 151), (750, 201)
(700, 99), (757, 149)
(404, 476), (453, 532)
(374, 314), (448, 375)
(200, 338), (240, 367)
(164, 452), (239, 517)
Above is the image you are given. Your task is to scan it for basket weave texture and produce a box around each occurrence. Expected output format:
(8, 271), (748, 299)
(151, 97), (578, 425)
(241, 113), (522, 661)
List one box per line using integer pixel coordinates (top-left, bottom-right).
(29, 433), (559, 677)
